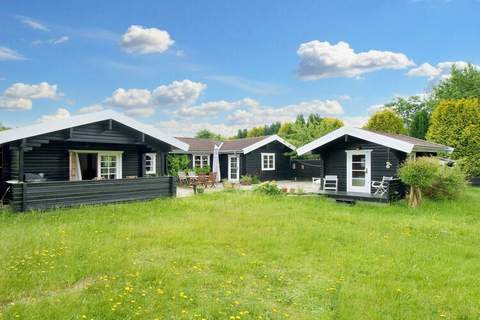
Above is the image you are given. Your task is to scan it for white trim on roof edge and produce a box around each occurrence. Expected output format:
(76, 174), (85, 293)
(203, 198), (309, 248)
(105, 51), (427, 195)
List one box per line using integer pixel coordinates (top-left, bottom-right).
(0, 110), (189, 151)
(242, 135), (296, 154)
(296, 127), (416, 155)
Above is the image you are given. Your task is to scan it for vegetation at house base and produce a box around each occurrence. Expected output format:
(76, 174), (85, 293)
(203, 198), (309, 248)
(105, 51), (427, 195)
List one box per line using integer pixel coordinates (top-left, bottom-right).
(240, 174), (260, 185)
(194, 165), (211, 175)
(364, 109), (406, 134)
(167, 154), (190, 176)
(398, 157), (465, 208)
(253, 181), (283, 195)
(1, 190), (480, 319)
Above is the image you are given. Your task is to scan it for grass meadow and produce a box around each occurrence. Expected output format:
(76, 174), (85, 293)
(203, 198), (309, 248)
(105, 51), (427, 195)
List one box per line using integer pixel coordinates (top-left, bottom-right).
(1, 188), (480, 319)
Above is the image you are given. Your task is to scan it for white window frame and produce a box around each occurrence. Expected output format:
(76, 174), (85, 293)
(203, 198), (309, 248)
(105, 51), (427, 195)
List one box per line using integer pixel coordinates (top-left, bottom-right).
(193, 154), (210, 168)
(145, 153), (157, 175)
(69, 150), (123, 180)
(261, 153), (275, 171)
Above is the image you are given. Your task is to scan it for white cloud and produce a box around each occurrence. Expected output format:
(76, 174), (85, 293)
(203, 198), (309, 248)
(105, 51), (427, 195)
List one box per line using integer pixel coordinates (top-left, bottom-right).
(0, 82), (60, 111)
(175, 100), (237, 118)
(32, 36), (69, 46)
(78, 104), (104, 114)
(16, 15), (50, 31)
(338, 95), (351, 101)
(406, 61), (479, 84)
(367, 104), (386, 113)
(37, 108), (71, 122)
(0, 97), (32, 110)
(297, 40), (414, 80)
(104, 88), (153, 114)
(156, 120), (245, 137)
(121, 25), (174, 54)
(0, 47), (25, 61)
(153, 80), (207, 106)
(228, 99), (344, 126)
(4, 82), (59, 99)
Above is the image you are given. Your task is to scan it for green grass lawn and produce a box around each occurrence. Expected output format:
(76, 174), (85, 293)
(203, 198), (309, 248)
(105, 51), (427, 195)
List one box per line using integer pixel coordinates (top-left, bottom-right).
(1, 189), (480, 319)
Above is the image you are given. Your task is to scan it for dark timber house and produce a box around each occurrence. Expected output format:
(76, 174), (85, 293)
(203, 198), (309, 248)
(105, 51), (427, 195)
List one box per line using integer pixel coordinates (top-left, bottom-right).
(172, 135), (296, 182)
(0, 110), (189, 211)
(296, 127), (453, 202)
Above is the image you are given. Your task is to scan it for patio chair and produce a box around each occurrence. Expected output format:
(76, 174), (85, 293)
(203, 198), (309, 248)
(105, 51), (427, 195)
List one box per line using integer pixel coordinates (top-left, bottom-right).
(323, 175), (338, 192)
(207, 172), (217, 188)
(312, 177), (322, 185)
(196, 174), (209, 188)
(178, 171), (188, 185)
(371, 176), (393, 196)
(187, 171), (197, 184)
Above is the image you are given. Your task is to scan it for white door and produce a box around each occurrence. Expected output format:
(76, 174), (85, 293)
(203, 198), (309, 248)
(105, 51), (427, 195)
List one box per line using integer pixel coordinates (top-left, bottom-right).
(228, 155), (240, 182)
(346, 150), (371, 193)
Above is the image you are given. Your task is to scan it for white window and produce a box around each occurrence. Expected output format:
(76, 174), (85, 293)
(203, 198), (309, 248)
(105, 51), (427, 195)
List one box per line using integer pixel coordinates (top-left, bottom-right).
(261, 153), (275, 171)
(145, 153), (156, 175)
(99, 154), (119, 180)
(193, 155), (210, 168)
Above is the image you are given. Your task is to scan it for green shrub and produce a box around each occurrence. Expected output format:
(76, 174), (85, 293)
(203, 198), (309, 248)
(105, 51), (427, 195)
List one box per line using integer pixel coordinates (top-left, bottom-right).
(253, 181), (283, 196)
(196, 187), (205, 194)
(194, 166), (211, 175)
(457, 154), (480, 177)
(425, 166), (466, 199)
(398, 157), (440, 208)
(240, 175), (261, 185)
(167, 154), (190, 176)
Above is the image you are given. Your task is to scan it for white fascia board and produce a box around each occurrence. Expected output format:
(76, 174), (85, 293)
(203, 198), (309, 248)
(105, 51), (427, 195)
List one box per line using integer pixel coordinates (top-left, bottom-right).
(242, 135), (296, 154)
(0, 110), (189, 151)
(296, 127), (414, 155)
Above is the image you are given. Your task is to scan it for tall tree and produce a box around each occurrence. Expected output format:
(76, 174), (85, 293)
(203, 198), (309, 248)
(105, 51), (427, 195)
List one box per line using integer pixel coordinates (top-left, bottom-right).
(195, 129), (222, 140)
(409, 110), (430, 139)
(427, 98), (480, 159)
(364, 109), (406, 134)
(295, 114), (306, 126)
(307, 113), (323, 127)
(385, 95), (429, 130)
(431, 63), (480, 103)
(247, 126), (265, 137)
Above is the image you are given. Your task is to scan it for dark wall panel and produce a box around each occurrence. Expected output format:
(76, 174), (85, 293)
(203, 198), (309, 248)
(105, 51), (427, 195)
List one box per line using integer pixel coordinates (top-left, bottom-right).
(10, 176), (176, 212)
(317, 136), (406, 192)
(244, 141), (292, 181)
(292, 159), (324, 181)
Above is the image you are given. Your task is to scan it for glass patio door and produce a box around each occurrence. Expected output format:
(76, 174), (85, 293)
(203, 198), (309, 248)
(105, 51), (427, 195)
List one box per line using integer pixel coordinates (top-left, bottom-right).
(346, 150), (371, 193)
(228, 155), (240, 182)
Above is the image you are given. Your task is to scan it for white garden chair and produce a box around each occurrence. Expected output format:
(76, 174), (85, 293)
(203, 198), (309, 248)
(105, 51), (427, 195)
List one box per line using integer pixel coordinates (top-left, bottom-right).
(371, 176), (393, 196)
(323, 175), (338, 192)
(178, 171), (188, 185)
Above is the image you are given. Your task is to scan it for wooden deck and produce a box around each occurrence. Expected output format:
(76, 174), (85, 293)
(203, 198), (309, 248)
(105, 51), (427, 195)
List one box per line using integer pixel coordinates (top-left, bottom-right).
(317, 190), (389, 203)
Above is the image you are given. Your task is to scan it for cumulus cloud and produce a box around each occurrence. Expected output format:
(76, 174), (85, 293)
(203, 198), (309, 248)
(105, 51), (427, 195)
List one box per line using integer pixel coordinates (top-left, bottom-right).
(406, 61), (479, 84)
(342, 116), (369, 128)
(121, 25), (174, 54)
(37, 108), (71, 122)
(0, 47), (26, 61)
(0, 82), (60, 111)
(153, 80), (207, 106)
(228, 99), (344, 126)
(104, 88), (153, 114)
(4, 82), (59, 99)
(156, 120), (245, 137)
(78, 104), (104, 114)
(297, 40), (414, 80)
(175, 100), (237, 118)
(16, 15), (50, 31)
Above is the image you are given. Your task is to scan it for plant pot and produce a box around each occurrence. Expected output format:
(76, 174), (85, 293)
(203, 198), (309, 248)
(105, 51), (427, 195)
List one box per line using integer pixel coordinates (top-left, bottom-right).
(470, 176), (480, 187)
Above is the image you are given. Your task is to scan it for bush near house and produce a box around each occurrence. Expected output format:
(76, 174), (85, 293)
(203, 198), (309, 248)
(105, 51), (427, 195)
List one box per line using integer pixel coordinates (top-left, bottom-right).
(253, 181), (283, 195)
(194, 165), (211, 175)
(398, 157), (466, 207)
(240, 175), (260, 185)
(167, 154), (190, 176)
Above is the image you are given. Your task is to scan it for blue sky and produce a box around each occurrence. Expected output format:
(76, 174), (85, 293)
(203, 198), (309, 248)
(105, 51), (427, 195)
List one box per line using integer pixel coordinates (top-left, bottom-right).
(1, 0), (479, 136)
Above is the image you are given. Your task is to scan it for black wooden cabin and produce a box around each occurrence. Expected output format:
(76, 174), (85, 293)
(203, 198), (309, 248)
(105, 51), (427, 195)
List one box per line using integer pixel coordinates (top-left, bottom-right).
(0, 110), (189, 211)
(172, 135), (296, 182)
(297, 127), (454, 202)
